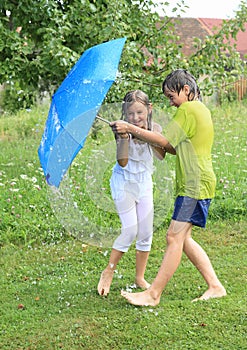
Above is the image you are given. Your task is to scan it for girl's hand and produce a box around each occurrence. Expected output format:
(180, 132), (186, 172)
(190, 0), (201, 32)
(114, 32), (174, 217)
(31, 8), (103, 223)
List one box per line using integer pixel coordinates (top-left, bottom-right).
(110, 120), (130, 134)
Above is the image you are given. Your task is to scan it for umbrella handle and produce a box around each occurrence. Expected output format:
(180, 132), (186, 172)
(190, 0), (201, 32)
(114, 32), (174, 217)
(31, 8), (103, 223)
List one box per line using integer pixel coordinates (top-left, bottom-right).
(96, 115), (111, 124)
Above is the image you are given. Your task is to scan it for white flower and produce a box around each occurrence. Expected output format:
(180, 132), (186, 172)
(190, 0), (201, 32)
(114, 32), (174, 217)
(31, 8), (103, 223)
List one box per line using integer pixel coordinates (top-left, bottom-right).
(10, 188), (20, 192)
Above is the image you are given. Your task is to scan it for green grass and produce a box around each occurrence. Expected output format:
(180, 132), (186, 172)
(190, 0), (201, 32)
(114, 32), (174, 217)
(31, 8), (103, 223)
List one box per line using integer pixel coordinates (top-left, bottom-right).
(0, 222), (246, 349)
(0, 101), (247, 349)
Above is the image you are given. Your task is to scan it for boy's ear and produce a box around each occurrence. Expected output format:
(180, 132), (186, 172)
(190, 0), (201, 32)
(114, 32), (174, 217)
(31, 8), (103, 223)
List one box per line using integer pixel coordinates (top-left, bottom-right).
(184, 84), (190, 96)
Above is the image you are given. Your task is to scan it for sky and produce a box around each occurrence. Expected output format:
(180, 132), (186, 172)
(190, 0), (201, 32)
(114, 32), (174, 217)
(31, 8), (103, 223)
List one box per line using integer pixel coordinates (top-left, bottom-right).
(153, 0), (243, 18)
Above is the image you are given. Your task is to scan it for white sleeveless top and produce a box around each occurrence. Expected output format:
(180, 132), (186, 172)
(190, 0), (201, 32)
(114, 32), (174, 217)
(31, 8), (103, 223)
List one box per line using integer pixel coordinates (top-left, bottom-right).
(112, 135), (154, 183)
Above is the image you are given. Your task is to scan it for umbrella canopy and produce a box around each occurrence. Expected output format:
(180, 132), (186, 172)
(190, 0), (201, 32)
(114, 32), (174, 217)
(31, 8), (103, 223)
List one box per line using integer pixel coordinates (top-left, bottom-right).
(38, 37), (126, 187)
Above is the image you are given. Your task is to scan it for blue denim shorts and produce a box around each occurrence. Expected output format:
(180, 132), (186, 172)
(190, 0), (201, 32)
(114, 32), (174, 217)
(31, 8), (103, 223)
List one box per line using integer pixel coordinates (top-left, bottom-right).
(172, 196), (212, 228)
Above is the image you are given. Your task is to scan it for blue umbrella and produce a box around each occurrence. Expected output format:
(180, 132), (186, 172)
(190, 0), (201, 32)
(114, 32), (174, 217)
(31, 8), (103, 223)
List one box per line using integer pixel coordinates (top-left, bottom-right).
(38, 37), (126, 187)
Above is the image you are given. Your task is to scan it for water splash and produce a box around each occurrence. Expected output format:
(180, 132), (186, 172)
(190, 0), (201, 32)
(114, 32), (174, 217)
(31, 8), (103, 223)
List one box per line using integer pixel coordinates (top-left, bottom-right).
(46, 105), (174, 247)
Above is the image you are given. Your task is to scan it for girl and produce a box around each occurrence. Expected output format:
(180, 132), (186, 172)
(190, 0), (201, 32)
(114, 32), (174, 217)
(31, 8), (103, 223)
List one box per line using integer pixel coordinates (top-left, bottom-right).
(97, 90), (165, 296)
(111, 70), (226, 305)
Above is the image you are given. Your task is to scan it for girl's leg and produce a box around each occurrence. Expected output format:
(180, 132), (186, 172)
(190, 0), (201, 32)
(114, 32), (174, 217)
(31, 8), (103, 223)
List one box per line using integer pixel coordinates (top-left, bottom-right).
(98, 193), (137, 296)
(183, 235), (226, 301)
(135, 194), (154, 289)
(121, 220), (192, 306)
(98, 248), (124, 296)
(112, 192), (138, 252)
(135, 250), (150, 289)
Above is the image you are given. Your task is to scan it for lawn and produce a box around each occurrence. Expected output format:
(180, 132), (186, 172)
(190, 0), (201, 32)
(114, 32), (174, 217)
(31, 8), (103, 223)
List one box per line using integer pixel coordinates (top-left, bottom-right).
(0, 101), (246, 349)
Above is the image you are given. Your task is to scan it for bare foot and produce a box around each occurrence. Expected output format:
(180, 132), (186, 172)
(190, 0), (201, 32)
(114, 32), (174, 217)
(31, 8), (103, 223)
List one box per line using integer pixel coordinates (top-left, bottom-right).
(121, 289), (160, 306)
(192, 285), (227, 302)
(135, 278), (151, 290)
(97, 269), (114, 296)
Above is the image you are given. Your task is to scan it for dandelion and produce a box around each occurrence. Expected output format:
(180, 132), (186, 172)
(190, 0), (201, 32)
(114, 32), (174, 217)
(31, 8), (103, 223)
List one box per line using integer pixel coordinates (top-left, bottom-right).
(10, 188), (20, 192)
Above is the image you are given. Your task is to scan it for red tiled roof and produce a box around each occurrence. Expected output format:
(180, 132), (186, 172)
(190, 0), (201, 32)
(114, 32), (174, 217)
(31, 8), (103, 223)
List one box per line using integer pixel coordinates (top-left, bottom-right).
(170, 17), (209, 56)
(198, 18), (247, 59)
(169, 17), (247, 60)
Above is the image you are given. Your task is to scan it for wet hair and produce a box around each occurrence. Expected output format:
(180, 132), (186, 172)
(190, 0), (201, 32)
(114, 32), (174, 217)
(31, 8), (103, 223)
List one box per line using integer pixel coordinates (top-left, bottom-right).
(162, 69), (202, 101)
(122, 90), (152, 130)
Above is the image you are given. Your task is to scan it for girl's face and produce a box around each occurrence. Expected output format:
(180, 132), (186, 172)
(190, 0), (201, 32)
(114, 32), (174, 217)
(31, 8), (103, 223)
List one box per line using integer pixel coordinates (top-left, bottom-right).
(164, 85), (190, 107)
(125, 101), (150, 129)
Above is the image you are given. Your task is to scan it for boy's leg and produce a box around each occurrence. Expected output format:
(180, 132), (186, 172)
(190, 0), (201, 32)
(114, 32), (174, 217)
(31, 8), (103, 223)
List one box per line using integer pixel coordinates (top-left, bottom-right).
(121, 220), (192, 306)
(98, 248), (124, 296)
(183, 235), (226, 301)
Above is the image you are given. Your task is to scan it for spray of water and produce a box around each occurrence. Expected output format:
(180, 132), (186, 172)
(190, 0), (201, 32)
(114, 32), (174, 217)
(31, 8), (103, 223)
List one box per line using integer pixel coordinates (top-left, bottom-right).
(46, 104), (175, 247)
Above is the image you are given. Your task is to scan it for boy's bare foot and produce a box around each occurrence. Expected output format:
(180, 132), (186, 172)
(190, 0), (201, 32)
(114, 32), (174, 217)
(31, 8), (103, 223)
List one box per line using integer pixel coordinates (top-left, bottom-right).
(192, 285), (227, 302)
(97, 269), (114, 296)
(135, 278), (151, 290)
(121, 289), (160, 306)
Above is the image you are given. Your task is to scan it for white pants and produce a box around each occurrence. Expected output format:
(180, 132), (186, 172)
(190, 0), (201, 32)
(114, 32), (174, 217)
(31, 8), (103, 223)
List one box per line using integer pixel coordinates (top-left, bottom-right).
(111, 175), (154, 253)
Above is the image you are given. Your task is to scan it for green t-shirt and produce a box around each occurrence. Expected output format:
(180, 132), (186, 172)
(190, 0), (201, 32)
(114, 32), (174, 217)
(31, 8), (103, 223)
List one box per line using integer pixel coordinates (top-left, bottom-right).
(165, 101), (216, 199)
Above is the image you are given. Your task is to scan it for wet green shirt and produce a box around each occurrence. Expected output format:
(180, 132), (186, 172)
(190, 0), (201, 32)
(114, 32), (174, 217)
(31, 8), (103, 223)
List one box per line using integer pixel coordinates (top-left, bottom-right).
(165, 101), (216, 199)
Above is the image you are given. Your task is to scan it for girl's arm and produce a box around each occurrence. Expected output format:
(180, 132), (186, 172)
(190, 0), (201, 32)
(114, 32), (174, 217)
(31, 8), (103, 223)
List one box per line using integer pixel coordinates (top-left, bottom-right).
(111, 121), (176, 155)
(115, 132), (129, 167)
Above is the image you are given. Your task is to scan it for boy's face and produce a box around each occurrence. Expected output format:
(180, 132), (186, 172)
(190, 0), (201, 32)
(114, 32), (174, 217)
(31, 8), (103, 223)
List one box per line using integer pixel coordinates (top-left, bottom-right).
(164, 85), (190, 107)
(125, 101), (150, 129)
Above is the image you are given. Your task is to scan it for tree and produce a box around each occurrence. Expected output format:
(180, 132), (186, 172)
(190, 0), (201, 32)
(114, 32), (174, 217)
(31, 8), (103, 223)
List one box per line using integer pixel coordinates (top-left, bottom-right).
(188, 2), (247, 96)
(0, 0), (246, 111)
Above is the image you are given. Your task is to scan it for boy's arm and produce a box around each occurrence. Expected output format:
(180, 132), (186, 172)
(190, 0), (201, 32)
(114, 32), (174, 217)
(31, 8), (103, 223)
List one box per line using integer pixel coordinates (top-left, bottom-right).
(151, 123), (166, 160)
(111, 121), (176, 156)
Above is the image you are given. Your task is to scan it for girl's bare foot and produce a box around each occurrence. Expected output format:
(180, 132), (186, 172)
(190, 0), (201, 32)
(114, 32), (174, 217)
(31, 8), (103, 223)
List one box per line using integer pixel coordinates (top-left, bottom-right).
(97, 269), (114, 296)
(121, 289), (160, 306)
(135, 278), (151, 289)
(192, 285), (227, 302)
